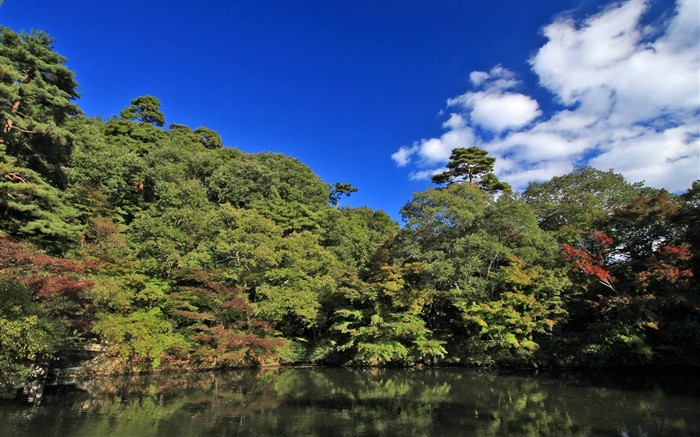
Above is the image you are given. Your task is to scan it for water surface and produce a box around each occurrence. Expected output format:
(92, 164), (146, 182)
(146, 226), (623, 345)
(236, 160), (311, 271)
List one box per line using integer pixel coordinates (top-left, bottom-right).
(2, 367), (698, 436)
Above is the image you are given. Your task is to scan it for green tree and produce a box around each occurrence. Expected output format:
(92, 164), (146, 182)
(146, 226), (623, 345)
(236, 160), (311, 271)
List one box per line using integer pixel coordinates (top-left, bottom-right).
(120, 95), (165, 127)
(255, 231), (340, 342)
(0, 73), (82, 250)
(66, 116), (149, 222)
(1, 152), (80, 249)
(103, 96), (169, 153)
(330, 249), (446, 366)
(321, 206), (397, 273)
(93, 307), (186, 370)
(167, 124), (224, 150)
(0, 27), (80, 188)
(207, 152), (329, 211)
(194, 126), (223, 149)
(523, 167), (643, 243)
(394, 184), (567, 364)
(128, 179), (217, 276)
(328, 182), (358, 208)
(431, 147), (510, 192)
(0, 278), (65, 387)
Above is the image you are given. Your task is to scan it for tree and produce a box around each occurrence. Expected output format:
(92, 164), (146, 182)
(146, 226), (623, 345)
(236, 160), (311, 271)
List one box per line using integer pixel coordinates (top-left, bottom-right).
(431, 147), (510, 192)
(394, 183), (566, 365)
(0, 27), (80, 188)
(194, 126), (223, 149)
(120, 95), (165, 127)
(675, 181), (700, 280)
(128, 179), (217, 276)
(0, 236), (94, 387)
(321, 207), (397, 273)
(93, 308), (186, 370)
(207, 152), (329, 210)
(330, 249), (446, 366)
(66, 116), (150, 223)
(551, 190), (698, 367)
(168, 271), (286, 367)
(523, 167), (643, 243)
(328, 182), (357, 208)
(1, 151), (80, 250)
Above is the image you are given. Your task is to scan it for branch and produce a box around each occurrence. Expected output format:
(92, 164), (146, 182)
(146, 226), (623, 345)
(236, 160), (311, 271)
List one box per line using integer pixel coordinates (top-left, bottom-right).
(598, 278), (617, 294)
(4, 172), (28, 183)
(8, 124), (36, 134)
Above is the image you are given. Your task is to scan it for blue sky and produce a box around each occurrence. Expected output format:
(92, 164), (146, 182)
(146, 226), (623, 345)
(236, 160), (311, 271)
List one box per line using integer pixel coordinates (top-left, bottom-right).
(2, 0), (698, 220)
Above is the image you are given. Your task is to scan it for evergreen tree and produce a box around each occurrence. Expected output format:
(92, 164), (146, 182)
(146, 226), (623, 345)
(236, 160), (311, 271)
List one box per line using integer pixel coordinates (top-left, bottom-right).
(0, 27), (80, 188)
(431, 147), (510, 192)
(194, 126), (223, 149)
(0, 152), (80, 248)
(120, 95), (165, 127)
(328, 182), (358, 208)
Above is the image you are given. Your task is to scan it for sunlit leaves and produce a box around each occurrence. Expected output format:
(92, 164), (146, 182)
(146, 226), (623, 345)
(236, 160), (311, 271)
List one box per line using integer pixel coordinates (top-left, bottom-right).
(93, 308), (186, 369)
(0, 27), (80, 188)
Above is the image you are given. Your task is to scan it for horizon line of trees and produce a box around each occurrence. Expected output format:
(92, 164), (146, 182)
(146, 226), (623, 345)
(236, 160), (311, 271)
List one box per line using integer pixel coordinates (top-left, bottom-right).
(1, 26), (698, 390)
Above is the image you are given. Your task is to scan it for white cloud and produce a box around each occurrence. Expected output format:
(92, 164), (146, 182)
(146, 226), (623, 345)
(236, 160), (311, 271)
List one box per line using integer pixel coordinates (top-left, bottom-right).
(468, 93), (541, 132)
(532, 0), (647, 105)
(409, 168), (443, 181)
(391, 118), (475, 168)
(468, 71), (489, 86)
(496, 159), (575, 190)
(532, 0), (700, 124)
(448, 66), (542, 132)
(392, 0), (700, 193)
(391, 145), (417, 167)
(588, 122), (700, 192)
(442, 113), (466, 130)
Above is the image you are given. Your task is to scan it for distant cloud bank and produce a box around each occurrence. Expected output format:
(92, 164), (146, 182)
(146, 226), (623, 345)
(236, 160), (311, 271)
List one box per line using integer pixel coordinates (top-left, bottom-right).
(392, 0), (699, 192)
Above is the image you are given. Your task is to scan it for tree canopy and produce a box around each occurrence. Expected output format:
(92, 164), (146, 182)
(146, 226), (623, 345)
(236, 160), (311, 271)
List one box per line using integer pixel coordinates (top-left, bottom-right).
(2, 25), (698, 390)
(431, 146), (510, 192)
(0, 27), (80, 188)
(120, 95), (165, 127)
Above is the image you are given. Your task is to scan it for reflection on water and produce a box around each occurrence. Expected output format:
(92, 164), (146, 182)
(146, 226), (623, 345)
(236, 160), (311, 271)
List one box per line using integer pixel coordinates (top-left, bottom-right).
(1, 367), (699, 436)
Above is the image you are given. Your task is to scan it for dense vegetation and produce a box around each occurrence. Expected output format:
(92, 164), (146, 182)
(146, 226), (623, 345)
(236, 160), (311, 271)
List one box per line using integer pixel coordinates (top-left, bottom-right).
(1, 27), (698, 388)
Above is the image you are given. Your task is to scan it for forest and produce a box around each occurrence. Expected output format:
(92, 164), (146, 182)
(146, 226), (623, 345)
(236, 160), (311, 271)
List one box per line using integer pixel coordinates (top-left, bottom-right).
(1, 27), (698, 390)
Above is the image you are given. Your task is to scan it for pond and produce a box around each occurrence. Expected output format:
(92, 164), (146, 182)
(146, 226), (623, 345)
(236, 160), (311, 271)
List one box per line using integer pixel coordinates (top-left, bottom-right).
(1, 367), (698, 436)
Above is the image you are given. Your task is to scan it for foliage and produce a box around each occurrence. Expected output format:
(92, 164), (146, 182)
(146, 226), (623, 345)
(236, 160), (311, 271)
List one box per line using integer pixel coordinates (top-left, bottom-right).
(550, 189), (698, 367)
(207, 152), (329, 210)
(120, 95), (165, 127)
(93, 308), (185, 369)
(0, 27), (80, 188)
(0, 236), (93, 387)
(168, 273), (287, 367)
(328, 182), (358, 208)
(0, 279), (66, 387)
(393, 184), (568, 365)
(1, 23), (698, 378)
(1, 152), (81, 249)
(431, 146), (510, 192)
(321, 206), (397, 273)
(523, 167), (643, 243)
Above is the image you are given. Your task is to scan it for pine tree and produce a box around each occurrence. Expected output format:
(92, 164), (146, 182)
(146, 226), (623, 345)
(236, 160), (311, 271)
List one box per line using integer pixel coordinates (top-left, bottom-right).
(0, 27), (80, 188)
(0, 27), (80, 249)
(0, 151), (80, 249)
(431, 146), (510, 192)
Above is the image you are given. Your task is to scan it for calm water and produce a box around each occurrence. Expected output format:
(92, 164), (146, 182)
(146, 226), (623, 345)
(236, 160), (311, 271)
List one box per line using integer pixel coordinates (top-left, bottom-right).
(1, 367), (699, 436)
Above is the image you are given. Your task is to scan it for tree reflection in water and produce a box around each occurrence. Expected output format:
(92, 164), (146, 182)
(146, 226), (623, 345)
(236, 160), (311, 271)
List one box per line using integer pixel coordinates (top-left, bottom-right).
(1, 368), (698, 436)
